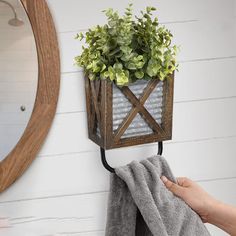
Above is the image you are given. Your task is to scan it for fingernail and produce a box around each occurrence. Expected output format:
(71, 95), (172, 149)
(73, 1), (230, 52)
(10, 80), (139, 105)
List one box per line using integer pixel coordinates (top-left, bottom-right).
(161, 176), (168, 183)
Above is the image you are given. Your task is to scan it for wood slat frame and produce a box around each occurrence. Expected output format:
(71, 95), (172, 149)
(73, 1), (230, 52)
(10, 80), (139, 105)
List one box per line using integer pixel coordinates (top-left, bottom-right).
(0, 0), (60, 192)
(86, 73), (174, 150)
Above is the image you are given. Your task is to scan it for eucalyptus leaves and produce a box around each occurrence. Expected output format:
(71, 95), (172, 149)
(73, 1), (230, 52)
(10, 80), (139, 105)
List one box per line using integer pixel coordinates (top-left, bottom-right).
(75, 4), (178, 86)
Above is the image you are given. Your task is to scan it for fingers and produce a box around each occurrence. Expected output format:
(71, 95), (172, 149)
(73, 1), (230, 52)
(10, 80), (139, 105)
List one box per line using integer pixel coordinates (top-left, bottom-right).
(176, 177), (192, 187)
(161, 176), (185, 197)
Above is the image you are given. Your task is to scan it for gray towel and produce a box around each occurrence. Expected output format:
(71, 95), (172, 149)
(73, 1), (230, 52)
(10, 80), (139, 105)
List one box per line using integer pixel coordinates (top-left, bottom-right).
(105, 155), (210, 236)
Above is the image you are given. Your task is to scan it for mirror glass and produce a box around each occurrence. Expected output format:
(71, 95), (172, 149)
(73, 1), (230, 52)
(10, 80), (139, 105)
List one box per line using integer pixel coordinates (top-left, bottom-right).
(0, 0), (38, 160)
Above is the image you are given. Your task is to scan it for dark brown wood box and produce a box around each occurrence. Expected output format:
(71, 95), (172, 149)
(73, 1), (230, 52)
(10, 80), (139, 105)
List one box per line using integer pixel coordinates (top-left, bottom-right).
(85, 73), (174, 150)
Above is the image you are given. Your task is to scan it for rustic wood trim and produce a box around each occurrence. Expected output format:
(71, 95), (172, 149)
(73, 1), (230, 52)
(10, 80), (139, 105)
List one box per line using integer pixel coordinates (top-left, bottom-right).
(92, 80), (101, 134)
(112, 132), (171, 149)
(0, 0), (60, 192)
(162, 73), (174, 138)
(85, 78), (92, 136)
(102, 80), (113, 148)
(90, 81), (102, 133)
(86, 79), (103, 146)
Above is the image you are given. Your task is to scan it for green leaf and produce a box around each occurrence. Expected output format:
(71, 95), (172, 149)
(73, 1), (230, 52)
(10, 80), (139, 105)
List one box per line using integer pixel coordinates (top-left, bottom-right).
(108, 48), (121, 56)
(146, 59), (161, 77)
(107, 66), (116, 80)
(116, 71), (129, 86)
(88, 73), (96, 80)
(101, 64), (106, 72)
(135, 70), (144, 79)
(113, 63), (123, 70)
(159, 71), (165, 81)
(75, 32), (84, 40)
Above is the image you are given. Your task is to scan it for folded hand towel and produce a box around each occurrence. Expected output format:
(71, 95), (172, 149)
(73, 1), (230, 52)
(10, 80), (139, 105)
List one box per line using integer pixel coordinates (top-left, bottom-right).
(105, 155), (210, 236)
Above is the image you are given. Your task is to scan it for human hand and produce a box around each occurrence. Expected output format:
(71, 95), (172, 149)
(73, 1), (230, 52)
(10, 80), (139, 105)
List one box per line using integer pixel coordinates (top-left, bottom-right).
(161, 176), (218, 222)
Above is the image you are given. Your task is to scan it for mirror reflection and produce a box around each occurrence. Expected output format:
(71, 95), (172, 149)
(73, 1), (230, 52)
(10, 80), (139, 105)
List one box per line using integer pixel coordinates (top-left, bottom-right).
(0, 0), (38, 160)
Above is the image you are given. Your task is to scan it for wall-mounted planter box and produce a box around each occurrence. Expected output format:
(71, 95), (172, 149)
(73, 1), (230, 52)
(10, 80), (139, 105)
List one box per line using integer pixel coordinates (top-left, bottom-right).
(85, 74), (174, 150)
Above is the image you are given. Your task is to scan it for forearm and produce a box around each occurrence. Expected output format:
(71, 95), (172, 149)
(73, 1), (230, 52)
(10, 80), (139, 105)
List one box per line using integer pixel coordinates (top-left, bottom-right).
(208, 201), (236, 236)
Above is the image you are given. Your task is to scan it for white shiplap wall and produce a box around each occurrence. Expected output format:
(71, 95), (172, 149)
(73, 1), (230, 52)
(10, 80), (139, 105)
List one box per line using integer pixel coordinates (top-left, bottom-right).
(0, 0), (236, 235)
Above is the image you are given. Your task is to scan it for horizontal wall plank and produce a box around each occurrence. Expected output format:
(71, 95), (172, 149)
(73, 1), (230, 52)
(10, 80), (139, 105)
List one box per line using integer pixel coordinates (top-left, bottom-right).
(0, 178), (235, 236)
(58, 57), (236, 113)
(0, 192), (108, 236)
(0, 228), (104, 236)
(38, 112), (98, 156)
(59, 20), (236, 73)
(0, 136), (235, 202)
(41, 97), (236, 156)
(174, 57), (236, 102)
(172, 97), (236, 142)
(57, 73), (86, 114)
(168, 19), (236, 61)
(47, 0), (235, 33)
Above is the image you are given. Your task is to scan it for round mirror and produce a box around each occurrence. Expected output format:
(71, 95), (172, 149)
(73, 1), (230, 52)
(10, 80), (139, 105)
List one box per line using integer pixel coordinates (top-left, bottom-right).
(0, 0), (38, 160)
(0, 0), (60, 192)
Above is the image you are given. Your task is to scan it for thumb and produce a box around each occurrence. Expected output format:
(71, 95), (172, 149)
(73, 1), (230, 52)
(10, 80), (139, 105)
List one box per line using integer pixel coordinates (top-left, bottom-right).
(161, 176), (184, 198)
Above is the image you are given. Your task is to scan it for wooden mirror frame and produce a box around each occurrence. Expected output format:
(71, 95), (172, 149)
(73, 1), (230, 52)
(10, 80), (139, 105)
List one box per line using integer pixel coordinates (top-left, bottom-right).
(0, 0), (60, 192)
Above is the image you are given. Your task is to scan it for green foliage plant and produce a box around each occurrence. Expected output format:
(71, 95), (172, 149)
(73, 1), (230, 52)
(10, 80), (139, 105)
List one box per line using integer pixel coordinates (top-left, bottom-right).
(75, 4), (178, 87)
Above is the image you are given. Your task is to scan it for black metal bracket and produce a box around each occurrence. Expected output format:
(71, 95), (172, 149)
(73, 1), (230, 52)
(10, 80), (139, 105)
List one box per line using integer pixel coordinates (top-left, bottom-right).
(100, 142), (163, 173)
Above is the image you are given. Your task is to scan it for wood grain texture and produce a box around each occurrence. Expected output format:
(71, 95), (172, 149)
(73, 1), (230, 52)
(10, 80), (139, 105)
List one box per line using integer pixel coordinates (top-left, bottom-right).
(0, 0), (60, 192)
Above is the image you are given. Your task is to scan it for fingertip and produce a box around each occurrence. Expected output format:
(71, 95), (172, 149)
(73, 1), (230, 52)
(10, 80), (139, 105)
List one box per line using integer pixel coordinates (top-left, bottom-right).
(161, 176), (168, 183)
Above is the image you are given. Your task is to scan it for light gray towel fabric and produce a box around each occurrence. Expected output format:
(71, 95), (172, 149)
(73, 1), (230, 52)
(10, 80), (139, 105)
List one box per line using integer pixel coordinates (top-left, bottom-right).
(105, 155), (211, 236)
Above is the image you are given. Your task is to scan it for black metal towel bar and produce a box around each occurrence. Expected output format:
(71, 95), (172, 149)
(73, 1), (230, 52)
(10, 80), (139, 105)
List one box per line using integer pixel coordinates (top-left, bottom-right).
(100, 142), (163, 173)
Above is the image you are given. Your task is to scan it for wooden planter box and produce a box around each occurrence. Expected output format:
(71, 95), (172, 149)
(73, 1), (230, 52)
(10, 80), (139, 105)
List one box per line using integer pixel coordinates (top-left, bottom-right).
(85, 74), (174, 150)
